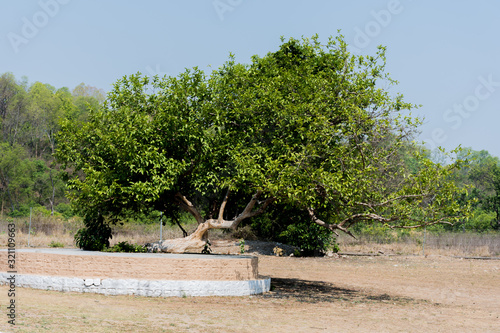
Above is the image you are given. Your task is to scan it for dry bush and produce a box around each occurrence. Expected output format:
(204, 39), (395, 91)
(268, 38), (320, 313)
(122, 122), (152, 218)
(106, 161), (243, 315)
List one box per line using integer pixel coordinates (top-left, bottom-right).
(338, 229), (500, 257)
(230, 225), (258, 240)
(0, 216), (82, 248)
(424, 232), (500, 256)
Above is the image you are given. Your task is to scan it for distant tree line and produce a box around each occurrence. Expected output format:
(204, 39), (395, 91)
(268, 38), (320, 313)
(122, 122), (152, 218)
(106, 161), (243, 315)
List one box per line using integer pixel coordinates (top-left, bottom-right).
(449, 148), (500, 231)
(0, 72), (104, 217)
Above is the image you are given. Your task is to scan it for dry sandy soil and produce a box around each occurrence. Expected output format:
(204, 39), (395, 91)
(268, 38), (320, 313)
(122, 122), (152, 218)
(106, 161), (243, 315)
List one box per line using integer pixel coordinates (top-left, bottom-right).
(1, 247), (499, 332)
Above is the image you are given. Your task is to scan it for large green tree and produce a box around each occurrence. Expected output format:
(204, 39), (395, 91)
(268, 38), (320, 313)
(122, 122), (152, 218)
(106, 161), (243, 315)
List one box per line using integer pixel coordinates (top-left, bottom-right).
(56, 35), (471, 252)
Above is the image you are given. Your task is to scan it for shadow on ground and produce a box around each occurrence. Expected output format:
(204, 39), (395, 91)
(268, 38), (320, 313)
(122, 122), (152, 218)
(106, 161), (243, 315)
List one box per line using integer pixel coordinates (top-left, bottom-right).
(245, 241), (297, 256)
(259, 277), (415, 304)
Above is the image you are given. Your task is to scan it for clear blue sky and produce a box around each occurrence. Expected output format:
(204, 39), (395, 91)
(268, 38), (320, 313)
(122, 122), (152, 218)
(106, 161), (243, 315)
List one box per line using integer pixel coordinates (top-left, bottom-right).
(1, 0), (499, 157)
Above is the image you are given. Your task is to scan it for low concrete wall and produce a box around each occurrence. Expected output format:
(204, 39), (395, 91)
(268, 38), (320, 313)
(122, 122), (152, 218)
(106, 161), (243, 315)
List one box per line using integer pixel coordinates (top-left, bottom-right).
(0, 272), (270, 297)
(1, 249), (259, 280)
(0, 249), (270, 297)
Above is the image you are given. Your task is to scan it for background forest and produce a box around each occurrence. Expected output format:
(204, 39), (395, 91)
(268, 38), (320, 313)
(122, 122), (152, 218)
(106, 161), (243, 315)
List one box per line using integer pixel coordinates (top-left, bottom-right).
(0, 72), (104, 219)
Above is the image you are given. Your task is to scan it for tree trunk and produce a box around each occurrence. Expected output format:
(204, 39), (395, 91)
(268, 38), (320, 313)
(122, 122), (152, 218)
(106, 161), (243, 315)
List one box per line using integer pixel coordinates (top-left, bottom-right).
(151, 222), (210, 253)
(148, 191), (274, 253)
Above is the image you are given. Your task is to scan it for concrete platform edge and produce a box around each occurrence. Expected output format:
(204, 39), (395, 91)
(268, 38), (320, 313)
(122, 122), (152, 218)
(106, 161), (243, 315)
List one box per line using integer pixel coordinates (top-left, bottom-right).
(0, 272), (271, 297)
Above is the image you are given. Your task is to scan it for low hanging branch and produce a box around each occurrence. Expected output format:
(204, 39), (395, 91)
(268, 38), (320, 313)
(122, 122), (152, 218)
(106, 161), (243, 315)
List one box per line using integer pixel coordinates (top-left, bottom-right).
(174, 192), (204, 224)
(210, 190), (275, 229)
(307, 207), (461, 239)
(386, 217), (456, 229)
(307, 208), (357, 239)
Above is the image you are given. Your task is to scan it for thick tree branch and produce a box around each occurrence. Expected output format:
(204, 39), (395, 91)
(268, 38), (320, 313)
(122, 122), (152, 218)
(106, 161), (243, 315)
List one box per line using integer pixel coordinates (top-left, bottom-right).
(307, 208), (355, 239)
(387, 217), (455, 229)
(208, 191), (274, 230)
(218, 188), (230, 223)
(235, 190), (262, 221)
(308, 208), (460, 239)
(242, 196), (274, 220)
(232, 191), (275, 225)
(338, 213), (399, 227)
(174, 192), (204, 224)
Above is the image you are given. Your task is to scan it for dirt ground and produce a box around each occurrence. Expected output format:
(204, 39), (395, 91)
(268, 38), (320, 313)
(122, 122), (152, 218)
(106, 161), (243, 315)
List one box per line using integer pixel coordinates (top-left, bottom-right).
(1, 249), (499, 332)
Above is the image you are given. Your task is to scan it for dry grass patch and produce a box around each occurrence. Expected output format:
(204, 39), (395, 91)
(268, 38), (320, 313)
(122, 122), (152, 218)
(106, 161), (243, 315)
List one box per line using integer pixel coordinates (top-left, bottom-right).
(1, 255), (499, 332)
(338, 230), (500, 257)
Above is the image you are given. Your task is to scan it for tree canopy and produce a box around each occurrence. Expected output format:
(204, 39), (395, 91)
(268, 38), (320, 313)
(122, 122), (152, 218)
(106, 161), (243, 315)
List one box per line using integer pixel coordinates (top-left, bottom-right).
(56, 35), (472, 252)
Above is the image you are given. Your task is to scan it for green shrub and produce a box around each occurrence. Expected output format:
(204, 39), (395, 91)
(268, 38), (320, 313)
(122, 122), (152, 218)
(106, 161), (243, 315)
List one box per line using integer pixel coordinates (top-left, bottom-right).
(448, 210), (497, 232)
(8, 204), (30, 217)
(331, 240), (340, 253)
(32, 206), (52, 218)
(102, 241), (147, 253)
(201, 240), (212, 254)
(249, 203), (334, 254)
(49, 241), (64, 248)
(55, 203), (74, 219)
(279, 221), (333, 255)
(466, 211), (496, 232)
(74, 212), (112, 251)
(239, 238), (245, 254)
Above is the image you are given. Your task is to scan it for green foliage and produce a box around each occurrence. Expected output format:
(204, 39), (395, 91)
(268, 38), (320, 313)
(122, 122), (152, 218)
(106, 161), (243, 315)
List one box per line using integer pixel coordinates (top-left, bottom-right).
(450, 210), (496, 232)
(74, 212), (112, 251)
(239, 238), (245, 254)
(49, 241), (64, 248)
(469, 211), (497, 231)
(279, 220), (334, 255)
(8, 205), (31, 217)
(32, 206), (52, 218)
(55, 203), (74, 219)
(102, 241), (147, 253)
(0, 73), (102, 217)
(0, 143), (33, 214)
(250, 203), (334, 253)
(331, 241), (340, 254)
(451, 148), (500, 231)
